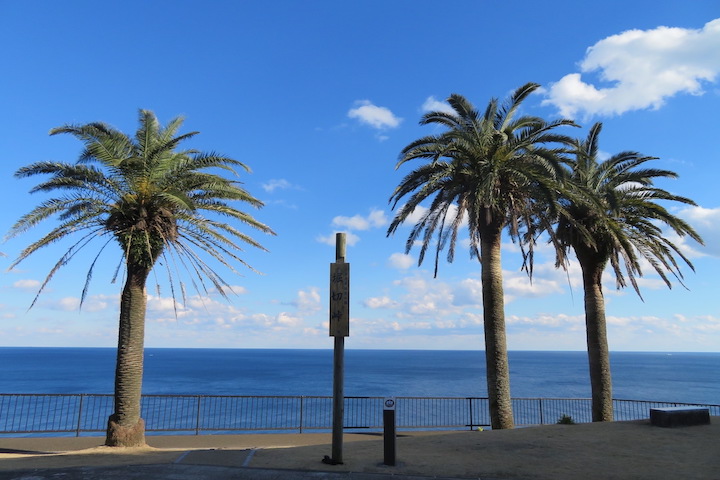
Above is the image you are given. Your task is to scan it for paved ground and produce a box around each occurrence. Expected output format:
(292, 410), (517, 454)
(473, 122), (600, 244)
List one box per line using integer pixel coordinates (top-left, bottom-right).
(0, 464), (459, 480)
(1, 418), (718, 479)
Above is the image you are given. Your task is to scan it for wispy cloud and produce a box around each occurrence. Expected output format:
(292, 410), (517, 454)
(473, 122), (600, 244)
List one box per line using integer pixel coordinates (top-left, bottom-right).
(12, 279), (41, 291)
(421, 96), (454, 114)
(262, 178), (297, 193)
(543, 19), (720, 118)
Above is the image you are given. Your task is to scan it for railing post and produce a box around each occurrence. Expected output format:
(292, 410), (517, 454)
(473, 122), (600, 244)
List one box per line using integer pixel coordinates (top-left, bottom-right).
(539, 398), (544, 424)
(195, 395), (201, 435)
(613, 398), (619, 421)
(468, 397), (474, 430)
(299, 396), (304, 434)
(76, 394), (84, 437)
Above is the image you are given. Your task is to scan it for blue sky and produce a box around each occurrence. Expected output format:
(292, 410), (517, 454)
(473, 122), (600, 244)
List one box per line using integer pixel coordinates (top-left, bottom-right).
(1, 1), (718, 351)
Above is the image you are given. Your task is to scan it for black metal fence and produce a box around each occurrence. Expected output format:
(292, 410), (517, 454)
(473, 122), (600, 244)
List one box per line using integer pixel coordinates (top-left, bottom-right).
(1, 393), (718, 436)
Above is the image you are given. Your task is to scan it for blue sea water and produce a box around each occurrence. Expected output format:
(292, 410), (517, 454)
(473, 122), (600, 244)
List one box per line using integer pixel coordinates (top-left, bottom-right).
(0, 348), (718, 405)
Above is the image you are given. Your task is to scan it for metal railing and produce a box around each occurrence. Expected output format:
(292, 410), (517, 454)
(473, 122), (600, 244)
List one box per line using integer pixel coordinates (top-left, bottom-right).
(1, 393), (718, 436)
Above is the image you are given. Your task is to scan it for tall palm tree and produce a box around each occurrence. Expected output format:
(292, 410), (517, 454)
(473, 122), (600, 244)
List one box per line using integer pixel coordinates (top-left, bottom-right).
(6, 110), (275, 446)
(387, 83), (576, 429)
(555, 122), (703, 422)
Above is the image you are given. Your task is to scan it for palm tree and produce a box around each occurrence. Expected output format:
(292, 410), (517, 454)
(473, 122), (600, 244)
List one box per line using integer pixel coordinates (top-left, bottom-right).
(6, 110), (275, 446)
(555, 122), (703, 422)
(387, 83), (576, 429)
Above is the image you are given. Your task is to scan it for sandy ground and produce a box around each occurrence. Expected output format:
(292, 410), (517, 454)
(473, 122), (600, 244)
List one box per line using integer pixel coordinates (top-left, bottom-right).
(1, 418), (718, 479)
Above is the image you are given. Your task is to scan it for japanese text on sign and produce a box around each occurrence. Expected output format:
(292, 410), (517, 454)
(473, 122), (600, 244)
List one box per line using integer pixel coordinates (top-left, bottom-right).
(329, 263), (350, 337)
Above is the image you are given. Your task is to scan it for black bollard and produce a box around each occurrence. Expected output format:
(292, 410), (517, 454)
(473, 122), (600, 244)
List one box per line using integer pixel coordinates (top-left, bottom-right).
(383, 397), (396, 466)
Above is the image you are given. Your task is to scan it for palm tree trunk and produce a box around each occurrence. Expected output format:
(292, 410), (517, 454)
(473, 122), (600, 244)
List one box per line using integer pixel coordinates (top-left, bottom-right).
(480, 226), (514, 429)
(579, 254), (613, 422)
(105, 261), (150, 446)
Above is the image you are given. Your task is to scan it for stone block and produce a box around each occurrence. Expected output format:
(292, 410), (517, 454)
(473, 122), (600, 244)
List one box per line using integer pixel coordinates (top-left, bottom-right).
(650, 407), (710, 428)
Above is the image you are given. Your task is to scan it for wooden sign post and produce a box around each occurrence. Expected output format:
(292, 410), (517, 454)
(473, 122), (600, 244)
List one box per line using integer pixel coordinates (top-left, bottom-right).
(324, 232), (349, 465)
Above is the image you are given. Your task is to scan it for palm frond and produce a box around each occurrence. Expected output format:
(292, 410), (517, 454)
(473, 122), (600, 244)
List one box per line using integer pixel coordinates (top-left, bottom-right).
(388, 83), (575, 279)
(555, 123), (704, 298)
(8, 109), (274, 313)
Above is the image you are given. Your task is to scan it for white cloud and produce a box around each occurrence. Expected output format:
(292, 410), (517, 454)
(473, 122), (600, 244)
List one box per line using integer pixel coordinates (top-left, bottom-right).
(393, 274), (432, 294)
(348, 100), (402, 129)
(81, 294), (116, 312)
(671, 205), (720, 258)
(543, 19), (720, 117)
(293, 287), (322, 313)
(331, 210), (387, 231)
(144, 287), (318, 334)
(12, 279), (41, 290)
(390, 274), (458, 320)
(600, 314), (720, 350)
(507, 313), (584, 329)
(454, 266), (567, 307)
(503, 271), (564, 299)
(262, 179), (294, 193)
(41, 294), (117, 313)
(363, 296), (398, 309)
(228, 312), (303, 330)
(148, 295), (186, 314)
(367, 209), (387, 228)
(388, 252), (415, 270)
(452, 278), (483, 307)
(421, 96), (454, 114)
(385, 245), (690, 314)
(275, 312), (302, 328)
(57, 297), (80, 311)
(320, 209), (387, 247)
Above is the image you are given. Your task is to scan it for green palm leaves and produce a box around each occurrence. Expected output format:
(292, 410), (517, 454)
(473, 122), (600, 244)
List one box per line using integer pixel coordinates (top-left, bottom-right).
(7, 110), (275, 306)
(389, 84), (576, 276)
(557, 122), (702, 295)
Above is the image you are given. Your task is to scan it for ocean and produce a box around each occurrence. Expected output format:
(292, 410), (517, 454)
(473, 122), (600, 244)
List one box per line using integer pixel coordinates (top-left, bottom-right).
(1, 348), (718, 405)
